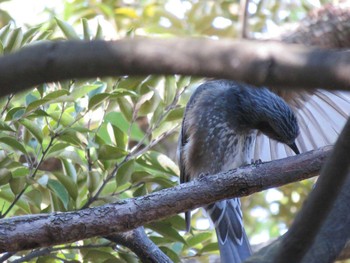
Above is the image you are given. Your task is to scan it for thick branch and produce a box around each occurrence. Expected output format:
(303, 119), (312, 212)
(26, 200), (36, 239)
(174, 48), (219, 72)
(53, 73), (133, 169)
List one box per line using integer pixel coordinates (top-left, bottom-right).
(0, 39), (350, 97)
(273, 118), (350, 262)
(0, 147), (330, 253)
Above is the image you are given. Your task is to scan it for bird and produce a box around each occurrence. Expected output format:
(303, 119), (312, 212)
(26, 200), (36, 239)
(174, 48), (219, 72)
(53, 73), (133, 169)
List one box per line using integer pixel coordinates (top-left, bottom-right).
(177, 79), (301, 263)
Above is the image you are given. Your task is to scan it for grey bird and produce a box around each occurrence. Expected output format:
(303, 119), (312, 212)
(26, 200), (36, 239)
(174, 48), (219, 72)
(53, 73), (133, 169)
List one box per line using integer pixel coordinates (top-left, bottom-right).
(178, 79), (300, 263)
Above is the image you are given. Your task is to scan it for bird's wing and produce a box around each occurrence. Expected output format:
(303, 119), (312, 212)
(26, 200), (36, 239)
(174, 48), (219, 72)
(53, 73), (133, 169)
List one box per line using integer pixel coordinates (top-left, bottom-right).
(177, 84), (211, 231)
(253, 90), (350, 161)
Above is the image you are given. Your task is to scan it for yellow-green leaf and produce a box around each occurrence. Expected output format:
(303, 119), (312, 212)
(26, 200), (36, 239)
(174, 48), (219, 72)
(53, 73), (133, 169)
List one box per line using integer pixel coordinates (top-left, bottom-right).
(19, 119), (44, 144)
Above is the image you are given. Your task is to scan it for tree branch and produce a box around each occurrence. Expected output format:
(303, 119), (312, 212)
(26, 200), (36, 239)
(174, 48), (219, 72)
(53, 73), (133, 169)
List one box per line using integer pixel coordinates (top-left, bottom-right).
(105, 227), (172, 263)
(0, 146), (330, 253)
(0, 39), (350, 98)
(273, 118), (350, 262)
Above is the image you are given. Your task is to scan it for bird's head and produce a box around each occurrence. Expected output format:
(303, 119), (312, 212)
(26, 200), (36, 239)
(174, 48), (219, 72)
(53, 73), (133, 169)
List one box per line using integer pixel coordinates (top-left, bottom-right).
(238, 87), (300, 154)
(254, 92), (300, 154)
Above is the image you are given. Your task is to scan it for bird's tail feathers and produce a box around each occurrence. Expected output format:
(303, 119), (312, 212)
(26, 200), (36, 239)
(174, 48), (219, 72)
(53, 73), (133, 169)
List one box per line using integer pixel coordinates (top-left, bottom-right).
(207, 199), (252, 263)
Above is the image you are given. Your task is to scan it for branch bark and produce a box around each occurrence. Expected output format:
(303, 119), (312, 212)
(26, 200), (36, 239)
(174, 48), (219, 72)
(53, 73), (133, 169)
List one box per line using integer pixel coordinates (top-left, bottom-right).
(273, 118), (350, 262)
(0, 39), (350, 98)
(245, 119), (350, 263)
(0, 146), (329, 253)
(105, 227), (172, 263)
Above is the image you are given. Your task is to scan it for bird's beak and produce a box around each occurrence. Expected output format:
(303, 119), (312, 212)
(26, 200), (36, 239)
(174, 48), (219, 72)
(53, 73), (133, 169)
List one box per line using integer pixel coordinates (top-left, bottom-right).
(288, 142), (300, 155)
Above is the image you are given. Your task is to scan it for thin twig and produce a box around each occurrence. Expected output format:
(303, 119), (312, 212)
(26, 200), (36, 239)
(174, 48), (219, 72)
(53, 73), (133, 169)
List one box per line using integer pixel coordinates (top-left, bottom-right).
(0, 93), (14, 117)
(1, 135), (56, 218)
(239, 0), (250, 39)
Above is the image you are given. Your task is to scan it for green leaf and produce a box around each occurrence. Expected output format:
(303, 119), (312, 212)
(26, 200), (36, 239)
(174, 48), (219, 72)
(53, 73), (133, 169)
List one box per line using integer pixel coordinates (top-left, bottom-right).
(137, 151), (178, 175)
(70, 84), (102, 100)
(9, 176), (25, 195)
(88, 93), (110, 110)
(4, 27), (23, 52)
(98, 145), (127, 160)
(0, 136), (28, 154)
(55, 18), (79, 40)
(25, 189), (42, 209)
(5, 107), (25, 120)
(111, 89), (138, 98)
(187, 232), (213, 247)
(116, 97), (133, 121)
(0, 41), (3, 55)
(95, 21), (103, 39)
(22, 26), (41, 45)
(106, 122), (127, 149)
(0, 189), (30, 213)
(164, 75), (177, 105)
(105, 112), (144, 142)
(164, 107), (184, 122)
(19, 119), (44, 144)
(116, 160), (135, 187)
(0, 120), (14, 132)
(44, 89), (70, 100)
(61, 159), (77, 182)
(82, 18), (90, 40)
(50, 111), (75, 127)
(46, 142), (70, 158)
(87, 171), (102, 194)
(200, 242), (219, 253)
(138, 89), (162, 116)
(0, 24), (11, 42)
(53, 172), (78, 201)
(148, 222), (187, 244)
(48, 179), (69, 209)
(0, 168), (12, 185)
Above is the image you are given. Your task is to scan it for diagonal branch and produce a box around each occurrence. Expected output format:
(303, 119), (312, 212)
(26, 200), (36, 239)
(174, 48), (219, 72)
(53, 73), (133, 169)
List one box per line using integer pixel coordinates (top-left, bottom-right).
(0, 146), (330, 253)
(272, 118), (350, 262)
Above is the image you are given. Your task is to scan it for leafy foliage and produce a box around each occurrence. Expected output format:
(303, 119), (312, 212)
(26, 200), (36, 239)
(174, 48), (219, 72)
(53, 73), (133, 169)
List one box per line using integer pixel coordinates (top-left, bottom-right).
(0, 0), (324, 262)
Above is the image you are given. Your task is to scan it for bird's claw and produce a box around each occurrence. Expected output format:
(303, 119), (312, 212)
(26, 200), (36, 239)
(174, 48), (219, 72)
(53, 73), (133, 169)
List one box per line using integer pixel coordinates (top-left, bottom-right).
(251, 159), (263, 165)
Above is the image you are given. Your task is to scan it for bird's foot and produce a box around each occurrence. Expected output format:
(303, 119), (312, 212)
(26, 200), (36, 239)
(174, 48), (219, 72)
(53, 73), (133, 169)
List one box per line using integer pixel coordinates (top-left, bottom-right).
(198, 172), (209, 180)
(251, 159), (263, 166)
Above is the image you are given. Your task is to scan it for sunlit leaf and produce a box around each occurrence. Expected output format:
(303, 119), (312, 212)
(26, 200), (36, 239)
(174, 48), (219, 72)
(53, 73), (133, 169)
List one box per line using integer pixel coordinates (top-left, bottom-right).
(0, 168), (12, 185)
(115, 7), (139, 18)
(9, 176), (25, 195)
(200, 242), (219, 253)
(55, 18), (80, 40)
(19, 119), (44, 144)
(87, 170), (102, 194)
(54, 172), (78, 201)
(116, 97), (133, 121)
(88, 93), (110, 110)
(22, 26), (41, 45)
(5, 106), (25, 120)
(148, 222), (186, 244)
(0, 120), (15, 132)
(116, 160), (135, 187)
(4, 27), (23, 53)
(82, 18), (90, 40)
(0, 136), (28, 154)
(98, 145), (127, 160)
(48, 179), (69, 210)
(186, 232), (213, 247)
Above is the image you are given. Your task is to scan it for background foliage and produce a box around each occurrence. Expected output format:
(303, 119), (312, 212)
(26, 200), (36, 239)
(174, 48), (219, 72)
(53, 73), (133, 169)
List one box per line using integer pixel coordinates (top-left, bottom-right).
(0, 0), (333, 262)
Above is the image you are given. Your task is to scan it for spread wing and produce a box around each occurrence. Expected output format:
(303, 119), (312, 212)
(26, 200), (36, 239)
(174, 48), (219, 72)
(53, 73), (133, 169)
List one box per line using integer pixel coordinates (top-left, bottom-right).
(253, 89), (350, 161)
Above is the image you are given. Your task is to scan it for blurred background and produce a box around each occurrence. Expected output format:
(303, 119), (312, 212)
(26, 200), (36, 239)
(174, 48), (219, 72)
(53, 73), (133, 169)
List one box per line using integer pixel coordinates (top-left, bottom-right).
(0, 0), (344, 262)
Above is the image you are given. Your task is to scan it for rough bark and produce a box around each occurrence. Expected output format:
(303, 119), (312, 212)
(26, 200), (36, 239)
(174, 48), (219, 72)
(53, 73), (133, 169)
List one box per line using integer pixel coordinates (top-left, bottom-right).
(0, 147), (329, 253)
(0, 39), (350, 98)
(106, 227), (172, 263)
